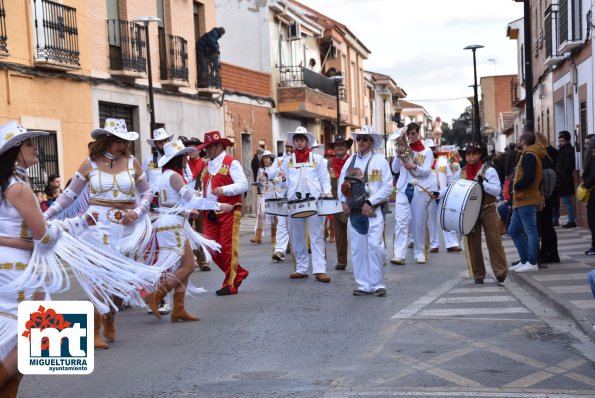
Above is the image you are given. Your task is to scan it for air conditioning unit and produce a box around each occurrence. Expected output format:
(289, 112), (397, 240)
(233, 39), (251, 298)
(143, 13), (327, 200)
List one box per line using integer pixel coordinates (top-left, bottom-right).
(288, 21), (301, 40)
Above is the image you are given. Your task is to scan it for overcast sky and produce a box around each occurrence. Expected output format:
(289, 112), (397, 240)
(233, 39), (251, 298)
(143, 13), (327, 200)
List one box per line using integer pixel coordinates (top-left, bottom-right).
(297, 0), (524, 125)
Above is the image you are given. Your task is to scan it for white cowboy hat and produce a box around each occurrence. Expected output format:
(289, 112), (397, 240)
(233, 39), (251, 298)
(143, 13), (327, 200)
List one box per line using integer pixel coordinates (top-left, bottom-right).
(146, 128), (175, 147)
(258, 150), (276, 160)
(424, 138), (436, 148)
(0, 120), (48, 156)
(91, 118), (139, 141)
(158, 139), (198, 168)
(287, 126), (316, 148)
(351, 125), (383, 151)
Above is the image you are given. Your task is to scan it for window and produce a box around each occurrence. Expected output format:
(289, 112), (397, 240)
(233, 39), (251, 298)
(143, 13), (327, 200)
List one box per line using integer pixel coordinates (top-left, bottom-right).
(99, 102), (137, 155)
(0, 0), (7, 55)
(193, 2), (205, 43)
(29, 132), (59, 192)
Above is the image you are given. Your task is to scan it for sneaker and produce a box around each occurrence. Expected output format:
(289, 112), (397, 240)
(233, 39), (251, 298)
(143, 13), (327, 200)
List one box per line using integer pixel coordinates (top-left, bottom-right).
(562, 222), (577, 228)
(514, 262), (539, 272)
(509, 260), (523, 271)
(272, 252), (285, 262)
(585, 248), (595, 256)
(158, 299), (171, 315)
(390, 257), (406, 265)
(373, 288), (387, 297)
(415, 257), (426, 264)
(353, 289), (370, 296)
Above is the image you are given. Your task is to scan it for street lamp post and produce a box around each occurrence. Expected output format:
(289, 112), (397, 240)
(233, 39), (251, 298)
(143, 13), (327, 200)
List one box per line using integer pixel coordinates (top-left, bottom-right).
(330, 75), (344, 138)
(132, 16), (161, 138)
(379, 87), (391, 157)
(464, 44), (484, 145)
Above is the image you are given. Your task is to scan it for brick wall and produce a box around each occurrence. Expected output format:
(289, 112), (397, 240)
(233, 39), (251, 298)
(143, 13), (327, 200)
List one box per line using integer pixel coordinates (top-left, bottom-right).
(221, 63), (271, 97)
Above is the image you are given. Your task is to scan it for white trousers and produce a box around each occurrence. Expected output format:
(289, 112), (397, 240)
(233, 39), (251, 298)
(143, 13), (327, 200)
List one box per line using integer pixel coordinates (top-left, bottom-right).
(288, 215), (326, 274)
(274, 215), (289, 253)
(350, 214), (385, 292)
(394, 189), (429, 260)
(429, 200), (460, 249)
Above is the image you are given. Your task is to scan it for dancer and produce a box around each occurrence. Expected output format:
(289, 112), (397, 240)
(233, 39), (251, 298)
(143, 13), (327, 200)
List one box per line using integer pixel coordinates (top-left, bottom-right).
(145, 140), (229, 320)
(251, 151), (278, 246)
(44, 118), (156, 348)
(282, 126), (332, 282)
(197, 131), (249, 296)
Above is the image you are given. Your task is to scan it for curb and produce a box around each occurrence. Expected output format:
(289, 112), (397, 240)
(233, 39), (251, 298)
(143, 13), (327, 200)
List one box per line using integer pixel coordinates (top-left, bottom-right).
(510, 271), (595, 341)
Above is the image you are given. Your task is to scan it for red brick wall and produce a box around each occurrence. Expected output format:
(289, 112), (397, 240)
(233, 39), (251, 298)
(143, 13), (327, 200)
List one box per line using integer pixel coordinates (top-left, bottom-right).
(221, 63), (272, 98)
(223, 101), (272, 164)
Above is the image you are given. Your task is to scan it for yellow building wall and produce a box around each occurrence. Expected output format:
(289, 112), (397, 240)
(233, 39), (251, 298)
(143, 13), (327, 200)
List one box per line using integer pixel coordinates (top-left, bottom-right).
(0, 0), (93, 183)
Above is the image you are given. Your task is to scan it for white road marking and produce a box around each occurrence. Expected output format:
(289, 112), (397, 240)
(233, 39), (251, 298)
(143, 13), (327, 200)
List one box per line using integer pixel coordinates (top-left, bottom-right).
(434, 296), (517, 304)
(418, 308), (530, 317)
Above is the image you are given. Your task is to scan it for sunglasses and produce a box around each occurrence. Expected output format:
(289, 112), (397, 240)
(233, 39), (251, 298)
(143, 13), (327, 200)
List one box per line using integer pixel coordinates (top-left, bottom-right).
(356, 136), (371, 142)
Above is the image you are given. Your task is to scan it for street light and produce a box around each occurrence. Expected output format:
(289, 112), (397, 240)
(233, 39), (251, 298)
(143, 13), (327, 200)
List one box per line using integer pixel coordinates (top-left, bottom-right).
(132, 16), (161, 139)
(464, 44), (484, 145)
(378, 86), (391, 157)
(330, 75), (344, 138)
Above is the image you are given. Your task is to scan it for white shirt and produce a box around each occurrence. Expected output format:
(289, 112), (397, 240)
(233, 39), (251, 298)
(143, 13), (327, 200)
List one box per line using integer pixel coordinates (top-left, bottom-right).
(391, 145), (434, 193)
(454, 165), (501, 198)
(282, 152), (331, 200)
(204, 151), (249, 200)
(142, 154), (163, 194)
(337, 151), (393, 206)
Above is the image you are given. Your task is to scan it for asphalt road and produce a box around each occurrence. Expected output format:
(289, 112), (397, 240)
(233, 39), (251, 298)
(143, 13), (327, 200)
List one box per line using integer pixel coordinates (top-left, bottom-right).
(19, 212), (595, 397)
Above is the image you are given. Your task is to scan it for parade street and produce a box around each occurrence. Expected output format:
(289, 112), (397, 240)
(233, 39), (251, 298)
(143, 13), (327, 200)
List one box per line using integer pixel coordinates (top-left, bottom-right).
(20, 211), (595, 398)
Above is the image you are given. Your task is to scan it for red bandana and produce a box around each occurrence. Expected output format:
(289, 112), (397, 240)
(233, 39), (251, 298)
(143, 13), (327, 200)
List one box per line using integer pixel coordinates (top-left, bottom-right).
(333, 154), (350, 178)
(410, 140), (425, 152)
(163, 167), (187, 184)
(294, 148), (311, 163)
(188, 157), (204, 180)
(465, 161), (483, 180)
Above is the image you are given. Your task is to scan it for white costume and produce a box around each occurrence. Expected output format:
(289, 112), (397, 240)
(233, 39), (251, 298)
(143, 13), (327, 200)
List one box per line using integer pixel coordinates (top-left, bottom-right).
(428, 154), (460, 250)
(272, 155), (290, 255)
(338, 144), (393, 293)
(392, 141), (434, 262)
(282, 147), (331, 276)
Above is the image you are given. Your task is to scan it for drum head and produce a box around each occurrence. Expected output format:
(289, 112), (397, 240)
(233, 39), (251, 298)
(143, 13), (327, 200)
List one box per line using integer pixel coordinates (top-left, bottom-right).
(461, 182), (483, 235)
(440, 179), (483, 235)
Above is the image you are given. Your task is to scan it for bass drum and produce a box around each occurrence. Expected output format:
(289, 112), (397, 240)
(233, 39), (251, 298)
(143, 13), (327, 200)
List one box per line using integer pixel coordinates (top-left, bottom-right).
(287, 197), (317, 218)
(440, 179), (483, 235)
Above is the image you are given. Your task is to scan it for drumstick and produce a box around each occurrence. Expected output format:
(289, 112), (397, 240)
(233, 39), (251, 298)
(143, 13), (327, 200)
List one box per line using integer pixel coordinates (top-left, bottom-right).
(410, 179), (437, 199)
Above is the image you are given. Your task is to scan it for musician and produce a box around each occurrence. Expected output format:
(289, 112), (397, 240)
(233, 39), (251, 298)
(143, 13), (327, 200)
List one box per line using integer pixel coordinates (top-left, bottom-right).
(197, 131), (249, 295)
(391, 122), (434, 265)
(425, 139), (462, 253)
(272, 144), (293, 262)
(454, 142), (507, 284)
(338, 126), (393, 296)
(281, 126), (332, 282)
(327, 136), (353, 270)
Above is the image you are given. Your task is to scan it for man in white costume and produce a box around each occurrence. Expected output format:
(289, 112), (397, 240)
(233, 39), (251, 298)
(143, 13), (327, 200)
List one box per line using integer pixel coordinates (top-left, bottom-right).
(142, 128), (175, 195)
(425, 139), (462, 253)
(391, 122), (434, 264)
(338, 126), (393, 296)
(281, 126), (332, 282)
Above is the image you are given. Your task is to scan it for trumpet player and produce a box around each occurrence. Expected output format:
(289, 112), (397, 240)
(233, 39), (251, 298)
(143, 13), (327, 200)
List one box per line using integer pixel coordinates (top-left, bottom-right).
(390, 122), (434, 265)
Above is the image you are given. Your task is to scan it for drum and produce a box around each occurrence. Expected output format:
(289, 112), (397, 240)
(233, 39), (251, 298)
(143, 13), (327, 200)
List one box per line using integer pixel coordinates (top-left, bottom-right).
(316, 197), (342, 216)
(440, 179), (483, 235)
(264, 198), (288, 217)
(287, 197), (317, 218)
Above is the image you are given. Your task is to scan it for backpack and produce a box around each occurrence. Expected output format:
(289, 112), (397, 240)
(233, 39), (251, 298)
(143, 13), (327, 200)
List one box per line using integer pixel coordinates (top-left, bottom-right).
(541, 155), (557, 199)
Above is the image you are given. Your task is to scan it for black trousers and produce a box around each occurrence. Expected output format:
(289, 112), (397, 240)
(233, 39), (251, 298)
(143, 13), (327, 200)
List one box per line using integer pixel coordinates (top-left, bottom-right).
(538, 202), (559, 262)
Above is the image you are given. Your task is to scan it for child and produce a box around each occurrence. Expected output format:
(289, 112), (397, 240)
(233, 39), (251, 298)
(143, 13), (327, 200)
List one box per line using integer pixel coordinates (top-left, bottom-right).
(341, 168), (373, 234)
(35, 190), (49, 212)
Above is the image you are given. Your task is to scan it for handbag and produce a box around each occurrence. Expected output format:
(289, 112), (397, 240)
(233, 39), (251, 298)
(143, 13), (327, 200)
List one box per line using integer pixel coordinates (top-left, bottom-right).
(577, 183), (594, 202)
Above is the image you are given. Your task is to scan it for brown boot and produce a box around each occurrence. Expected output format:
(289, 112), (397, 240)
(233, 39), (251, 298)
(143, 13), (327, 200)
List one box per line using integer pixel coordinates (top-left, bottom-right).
(103, 311), (116, 342)
(94, 312), (108, 349)
(171, 292), (199, 322)
(145, 288), (167, 320)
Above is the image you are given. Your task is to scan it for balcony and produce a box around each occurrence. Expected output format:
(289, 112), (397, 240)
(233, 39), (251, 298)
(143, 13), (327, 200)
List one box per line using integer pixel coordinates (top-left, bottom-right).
(0, 0), (7, 56)
(107, 19), (146, 78)
(32, 0), (80, 70)
(197, 52), (221, 92)
(159, 32), (189, 87)
(276, 66), (348, 121)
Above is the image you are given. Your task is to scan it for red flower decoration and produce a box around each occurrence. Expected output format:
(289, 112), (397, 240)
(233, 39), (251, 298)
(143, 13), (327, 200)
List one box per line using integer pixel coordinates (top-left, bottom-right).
(22, 305), (72, 350)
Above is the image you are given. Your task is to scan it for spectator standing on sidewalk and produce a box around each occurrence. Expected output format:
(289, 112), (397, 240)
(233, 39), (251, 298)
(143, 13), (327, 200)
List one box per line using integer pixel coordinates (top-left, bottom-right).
(553, 130), (577, 228)
(580, 136), (595, 256)
(44, 174), (62, 197)
(509, 132), (544, 273)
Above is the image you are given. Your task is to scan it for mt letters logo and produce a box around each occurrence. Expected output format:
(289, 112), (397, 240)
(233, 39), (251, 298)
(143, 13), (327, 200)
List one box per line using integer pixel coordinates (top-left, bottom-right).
(18, 301), (94, 375)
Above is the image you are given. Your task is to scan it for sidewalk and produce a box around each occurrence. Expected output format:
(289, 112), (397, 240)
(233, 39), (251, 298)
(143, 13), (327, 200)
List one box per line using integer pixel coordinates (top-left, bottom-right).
(502, 221), (595, 341)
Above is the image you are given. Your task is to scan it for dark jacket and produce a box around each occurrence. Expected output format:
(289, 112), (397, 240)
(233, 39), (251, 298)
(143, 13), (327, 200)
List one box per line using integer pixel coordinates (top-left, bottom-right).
(556, 143), (576, 196)
(504, 147), (518, 179)
(196, 28), (222, 54)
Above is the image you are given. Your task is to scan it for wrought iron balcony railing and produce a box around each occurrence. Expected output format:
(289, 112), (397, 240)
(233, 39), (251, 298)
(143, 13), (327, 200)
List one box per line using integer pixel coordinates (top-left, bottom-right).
(107, 19), (146, 74)
(159, 32), (188, 82)
(32, 0), (80, 67)
(197, 52), (221, 89)
(0, 0), (7, 55)
(278, 66), (346, 100)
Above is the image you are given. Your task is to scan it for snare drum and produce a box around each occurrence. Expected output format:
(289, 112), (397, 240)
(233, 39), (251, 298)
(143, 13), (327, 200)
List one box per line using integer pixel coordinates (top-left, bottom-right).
(316, 197), (342, 216)
(440, 179), (483, 235)
(287, 197), (318, 218)
(264, 198), (288, 217)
